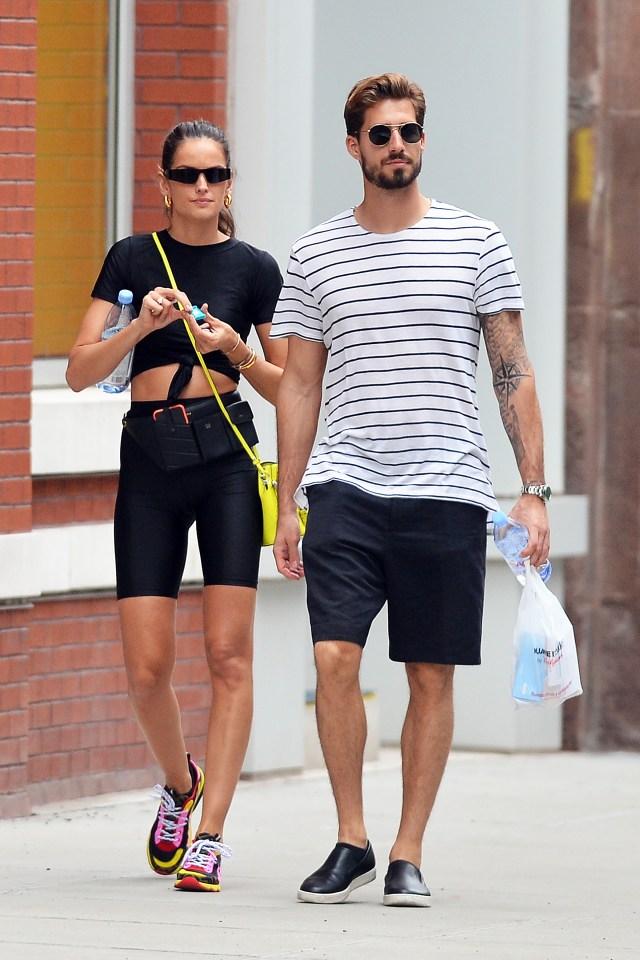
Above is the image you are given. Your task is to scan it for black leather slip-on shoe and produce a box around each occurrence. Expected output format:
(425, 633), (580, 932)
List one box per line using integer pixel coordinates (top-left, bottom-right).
(383, 859), (431, 907)
(298, 841), (376, 904)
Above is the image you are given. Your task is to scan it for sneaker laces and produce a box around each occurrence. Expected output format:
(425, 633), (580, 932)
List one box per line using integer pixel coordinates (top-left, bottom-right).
(151, 784), (191, 842)
(183, 836), (233, 870)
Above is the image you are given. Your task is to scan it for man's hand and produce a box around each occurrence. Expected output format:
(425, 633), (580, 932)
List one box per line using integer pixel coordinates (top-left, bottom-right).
(508, 495), (550, 568)
(274, 510), (305, 580)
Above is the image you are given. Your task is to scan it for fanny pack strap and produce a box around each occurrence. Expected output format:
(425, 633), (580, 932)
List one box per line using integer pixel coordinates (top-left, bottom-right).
(151, 231), (269, 480)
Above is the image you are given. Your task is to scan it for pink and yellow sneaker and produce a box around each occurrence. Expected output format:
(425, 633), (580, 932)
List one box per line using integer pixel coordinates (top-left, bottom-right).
(174, 833), (232, 892)
(147, 754), (205, 875)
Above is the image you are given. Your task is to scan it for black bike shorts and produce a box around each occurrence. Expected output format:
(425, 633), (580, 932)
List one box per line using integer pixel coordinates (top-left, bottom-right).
(114, 405), (262, 599)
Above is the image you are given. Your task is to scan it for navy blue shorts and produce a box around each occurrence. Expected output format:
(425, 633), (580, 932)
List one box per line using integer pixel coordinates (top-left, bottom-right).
(114, 407), (262, 599)
(302, 481), (487, 664)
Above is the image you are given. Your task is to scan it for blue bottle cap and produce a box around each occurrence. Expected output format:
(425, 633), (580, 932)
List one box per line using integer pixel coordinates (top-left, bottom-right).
(118, 289), (133, 304)
(493, 510), (508, 526)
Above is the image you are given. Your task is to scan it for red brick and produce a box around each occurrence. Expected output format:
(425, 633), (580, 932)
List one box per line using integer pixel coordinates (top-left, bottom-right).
(0, 477), (31, 505)
(0, 395), (30, 419)
(29, 701), (52, 730)
(0, 208), (36, 233)
(0, 423), (29, 450)
(0, 20), (37, 45)
(0, 710), (29, 739)
(0, 735), (28, 766)
(0, 73), (37, 100)
(181, 52), (227, 80)
(0, 127), (36, 154)
(137, 1), (180, 25)
(0, 656), (27, 685)
(0, 626), (27, 656)
(0, 236), (34, 260)
(0, 182), (35, 209)
(0, 763), (27, 794)
(140, 26), (223, 53)
(0, 154), (36, 182)
(0, 683), (28, 711)
(0, 101), (36, 126)
(0, 503), (32, 532)
(3, 0), (37, 16)
(135, 104), (179, 132)
(182, 2), (228, 26)
(140, 77), (225, 105)
(135, 51), (179, 77)
(2, 314), (33, 340)
(0, 451), (30, 477)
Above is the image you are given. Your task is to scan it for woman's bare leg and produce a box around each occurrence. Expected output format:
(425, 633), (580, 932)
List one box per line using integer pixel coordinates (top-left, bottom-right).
(195, 584), (256, 838)
(119, 595), (191, 794)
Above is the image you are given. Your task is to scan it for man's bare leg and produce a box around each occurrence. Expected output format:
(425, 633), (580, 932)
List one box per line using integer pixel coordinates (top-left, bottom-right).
(389, 662), (455, 867)
(314, 640), (368, 846)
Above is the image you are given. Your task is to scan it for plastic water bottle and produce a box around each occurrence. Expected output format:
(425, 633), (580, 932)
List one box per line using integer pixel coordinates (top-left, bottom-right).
(492, 510), (552, 585)
(97, 289), (136, 394)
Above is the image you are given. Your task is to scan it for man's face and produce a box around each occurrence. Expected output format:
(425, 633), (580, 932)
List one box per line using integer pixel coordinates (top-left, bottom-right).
(347, 98), (425, 190)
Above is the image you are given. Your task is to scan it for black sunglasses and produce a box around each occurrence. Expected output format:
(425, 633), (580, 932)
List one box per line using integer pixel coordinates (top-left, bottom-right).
(164, 166), (232, 184)
(362, 123), (423, 146)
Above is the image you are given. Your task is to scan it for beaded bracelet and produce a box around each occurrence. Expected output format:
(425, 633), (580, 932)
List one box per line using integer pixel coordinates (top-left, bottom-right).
(233, 347), (258, 372)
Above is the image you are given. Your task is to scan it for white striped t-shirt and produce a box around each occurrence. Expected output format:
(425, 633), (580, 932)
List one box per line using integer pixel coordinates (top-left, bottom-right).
(270, 200), (525, 513)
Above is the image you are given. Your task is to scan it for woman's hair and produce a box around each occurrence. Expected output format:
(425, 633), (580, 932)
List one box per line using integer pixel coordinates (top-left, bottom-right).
(344, 73), (426, 137)
(161, 119), (235, 238)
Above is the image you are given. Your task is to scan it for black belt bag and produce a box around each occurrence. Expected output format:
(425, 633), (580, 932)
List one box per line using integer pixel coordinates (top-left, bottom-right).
(123, 395), (259, 472)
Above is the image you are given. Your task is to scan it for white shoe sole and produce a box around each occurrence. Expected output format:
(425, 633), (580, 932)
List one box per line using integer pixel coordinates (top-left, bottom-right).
(383, 890), (431, 907)
(297, 867), (377, 904)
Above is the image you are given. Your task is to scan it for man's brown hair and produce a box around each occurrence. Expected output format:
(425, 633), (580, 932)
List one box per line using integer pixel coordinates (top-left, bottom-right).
(344, 73), (426, 137)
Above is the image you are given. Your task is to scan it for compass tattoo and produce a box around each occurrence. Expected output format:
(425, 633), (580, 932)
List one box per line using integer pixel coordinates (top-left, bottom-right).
(480, 310), (532, 468)
(493, 354), (529, 402)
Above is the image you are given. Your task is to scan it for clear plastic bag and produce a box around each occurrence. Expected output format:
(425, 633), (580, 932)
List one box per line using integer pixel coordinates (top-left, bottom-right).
(512, 563), (583, 706)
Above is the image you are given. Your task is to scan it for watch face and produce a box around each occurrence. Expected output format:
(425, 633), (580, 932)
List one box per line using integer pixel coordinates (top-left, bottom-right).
(523, 484), (551, 501)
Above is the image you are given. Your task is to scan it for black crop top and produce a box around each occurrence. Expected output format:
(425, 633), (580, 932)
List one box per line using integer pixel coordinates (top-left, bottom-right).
(91, 230), (283, 389)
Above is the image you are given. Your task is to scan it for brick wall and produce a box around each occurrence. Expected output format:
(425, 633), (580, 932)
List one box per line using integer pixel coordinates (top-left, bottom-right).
(0, 0), (36, 819)
(0, 0), (230, 817)
(134, 0), (228, 232)
(0, 0), (36, 536)
(25, 591), (209, 808)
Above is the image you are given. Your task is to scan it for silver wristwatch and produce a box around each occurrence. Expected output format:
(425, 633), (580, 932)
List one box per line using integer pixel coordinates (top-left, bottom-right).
(521, 483), (552, 502)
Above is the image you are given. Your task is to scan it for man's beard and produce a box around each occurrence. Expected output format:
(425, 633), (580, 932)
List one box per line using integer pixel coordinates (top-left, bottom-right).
(362, 152), (422, 190)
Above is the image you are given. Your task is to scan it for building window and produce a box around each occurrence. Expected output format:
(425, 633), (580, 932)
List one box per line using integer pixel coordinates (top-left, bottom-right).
(34, 0), (133, 360)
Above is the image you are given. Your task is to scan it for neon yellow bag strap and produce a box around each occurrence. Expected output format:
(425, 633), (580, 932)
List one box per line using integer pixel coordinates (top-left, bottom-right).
(151, 231), (268, 476)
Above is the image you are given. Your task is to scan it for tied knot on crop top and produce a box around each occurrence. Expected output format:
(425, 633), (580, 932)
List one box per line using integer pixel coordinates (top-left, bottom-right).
(90, 229), (283, 399)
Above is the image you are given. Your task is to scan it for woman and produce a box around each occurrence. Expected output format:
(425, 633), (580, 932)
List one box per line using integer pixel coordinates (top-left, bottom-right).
(66, 120), (286, 892)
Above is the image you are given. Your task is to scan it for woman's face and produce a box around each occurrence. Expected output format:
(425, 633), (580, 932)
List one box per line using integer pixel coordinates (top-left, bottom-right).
(159, 137), (232, 228)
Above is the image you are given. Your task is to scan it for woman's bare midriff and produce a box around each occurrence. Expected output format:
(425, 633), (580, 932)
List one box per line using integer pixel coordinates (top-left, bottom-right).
(131, 364), (238, 402)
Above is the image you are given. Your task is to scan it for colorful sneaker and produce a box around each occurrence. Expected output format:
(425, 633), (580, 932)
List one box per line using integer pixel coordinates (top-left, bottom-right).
(174, 833), (232, 892)
(147, 754), (205, 875)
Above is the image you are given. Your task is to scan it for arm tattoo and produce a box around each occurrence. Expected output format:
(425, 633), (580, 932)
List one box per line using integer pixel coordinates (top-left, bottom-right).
(493, 354), (529, 403)
(480, 310), (531, 468)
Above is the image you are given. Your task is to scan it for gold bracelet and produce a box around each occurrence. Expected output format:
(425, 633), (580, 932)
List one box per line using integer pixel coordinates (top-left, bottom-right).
(223, 331), (241, 356)
(234, 348), (257, 372)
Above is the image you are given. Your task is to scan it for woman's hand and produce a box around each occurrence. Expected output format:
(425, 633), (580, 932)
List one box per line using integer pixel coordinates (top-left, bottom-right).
(184, 303), (238, 355)
(135, 287), (193, 334)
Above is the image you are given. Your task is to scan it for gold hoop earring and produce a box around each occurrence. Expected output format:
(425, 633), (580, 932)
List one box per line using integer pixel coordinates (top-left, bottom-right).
(164, 195), (172, 210)
(224, 192), (232, 209)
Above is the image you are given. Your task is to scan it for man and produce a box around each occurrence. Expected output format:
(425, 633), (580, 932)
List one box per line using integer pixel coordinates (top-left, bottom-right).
(270, 73), (550, 908)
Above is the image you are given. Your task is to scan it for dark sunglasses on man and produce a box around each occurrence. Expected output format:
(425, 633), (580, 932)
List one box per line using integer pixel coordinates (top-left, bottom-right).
(361, 122), (423, 146)
(164, 166), (232, 184)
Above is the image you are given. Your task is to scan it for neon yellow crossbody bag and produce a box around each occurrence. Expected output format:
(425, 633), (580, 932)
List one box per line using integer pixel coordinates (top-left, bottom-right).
(152, 232), (306, 546)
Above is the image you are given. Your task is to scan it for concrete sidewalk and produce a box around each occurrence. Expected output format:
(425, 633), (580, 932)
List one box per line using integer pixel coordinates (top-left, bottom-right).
(1, 749), (638, 960)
